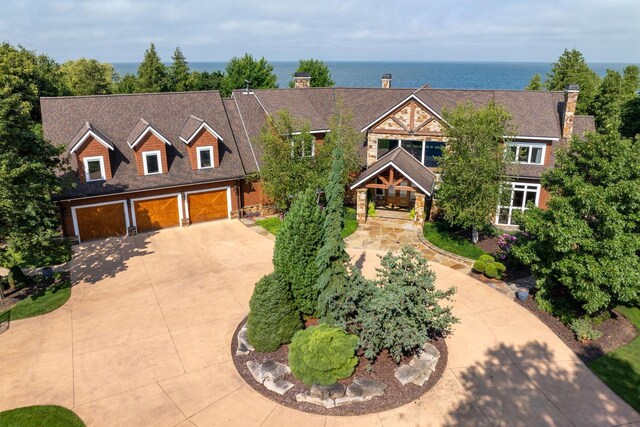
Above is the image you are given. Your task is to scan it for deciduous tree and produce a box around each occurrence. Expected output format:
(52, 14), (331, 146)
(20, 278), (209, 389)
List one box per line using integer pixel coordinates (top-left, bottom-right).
(437, 100), (514, 242)
(511, 131), (640, 316)
(222, 53), (277, 97)
(60, 58), (113, 95)
(288, 59), (334, 88)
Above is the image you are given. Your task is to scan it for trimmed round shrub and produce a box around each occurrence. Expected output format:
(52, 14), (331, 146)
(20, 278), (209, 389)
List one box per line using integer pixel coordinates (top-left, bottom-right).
(288, 324), (359, 385)
(484, 263), (498, 278)
(472, 260), (487, 273)
(494, 262), (507, 278)
(8, 266), (27, 289)
(478, 254), (495, 264)
(247, 273), (303, 352)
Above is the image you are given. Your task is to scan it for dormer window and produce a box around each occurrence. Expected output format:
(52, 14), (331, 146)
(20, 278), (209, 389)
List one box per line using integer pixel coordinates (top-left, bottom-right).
(197, 146), (214, 169)
(507, 142), (545, 165)
(143, 151), (162, 175)
(84, 156), (106, 181)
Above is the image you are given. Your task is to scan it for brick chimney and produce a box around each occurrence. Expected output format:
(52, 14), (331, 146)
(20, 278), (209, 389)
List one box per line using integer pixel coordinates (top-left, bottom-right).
(293, 72), (311, 88)
(562, 84), (579, 139)
(382, 73), (392, 88)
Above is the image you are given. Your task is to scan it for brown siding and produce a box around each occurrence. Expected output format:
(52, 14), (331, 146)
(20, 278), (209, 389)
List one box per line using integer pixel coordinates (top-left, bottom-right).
(76, 136), (112, 182)
(539, 187), (550, 209)
(186, 128), (220, 169)
(241, 179), (268, 207)
(133, 133), (168, 175)
(544, 142), (552, 166)
(59, 180), (240, 237)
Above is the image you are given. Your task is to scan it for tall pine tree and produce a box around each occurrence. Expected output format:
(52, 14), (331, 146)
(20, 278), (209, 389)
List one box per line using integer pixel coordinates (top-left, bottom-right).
(136, 43), (168, 93)
(274, 188), (324, 315)
(169, 47), (190, 92)
(315, 145), (350, 322)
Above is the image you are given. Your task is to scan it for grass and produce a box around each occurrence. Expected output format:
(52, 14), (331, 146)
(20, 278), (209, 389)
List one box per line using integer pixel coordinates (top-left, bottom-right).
(0, 277), (71, 321)
(422, 221), (487, 260)
(0, 405), (85, 426)
(588, 306), (640, 412)
(255, 207), (359, 238)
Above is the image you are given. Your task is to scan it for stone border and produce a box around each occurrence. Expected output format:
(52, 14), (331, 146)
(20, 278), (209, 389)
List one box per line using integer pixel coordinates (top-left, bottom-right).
(231, 317), (449, 416)
(416, 232), (475, 267)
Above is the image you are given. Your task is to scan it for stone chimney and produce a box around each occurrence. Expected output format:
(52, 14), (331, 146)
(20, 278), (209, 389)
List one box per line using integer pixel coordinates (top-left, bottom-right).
(293, 72), (311, 88)
(562, 84), (579, 139)
(381, 73), (392, 88)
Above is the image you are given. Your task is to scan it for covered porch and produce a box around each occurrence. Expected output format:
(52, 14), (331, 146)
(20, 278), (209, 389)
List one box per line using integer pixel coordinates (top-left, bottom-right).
(350, 147), (436, 227)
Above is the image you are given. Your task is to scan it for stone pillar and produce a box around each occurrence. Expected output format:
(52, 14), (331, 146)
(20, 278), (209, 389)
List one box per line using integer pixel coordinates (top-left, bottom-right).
(293, 72), (311, 88)
(562, 84), (579, 140)
(381, 73), (392, 88)
(356, 189), (368, 224)
(414, 193), (426, 227)
(366, 134), (378, 167)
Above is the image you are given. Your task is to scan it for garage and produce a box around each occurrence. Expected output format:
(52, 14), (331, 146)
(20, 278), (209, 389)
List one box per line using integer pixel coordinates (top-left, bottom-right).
(74, 202), (128, 242)
(187, 188), (229, 223)
(133, 195), (180, 232)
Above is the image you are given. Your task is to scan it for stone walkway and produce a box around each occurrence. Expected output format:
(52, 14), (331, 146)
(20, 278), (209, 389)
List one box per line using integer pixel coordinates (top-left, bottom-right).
(0, 220), (637, 426)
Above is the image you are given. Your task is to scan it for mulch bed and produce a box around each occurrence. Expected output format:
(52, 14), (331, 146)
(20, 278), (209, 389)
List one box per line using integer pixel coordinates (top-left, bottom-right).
(0, 274), (63, 313)
(231, 318), (448, 416)
(515, 295), (638, 363)
(475, 235), (500, 255)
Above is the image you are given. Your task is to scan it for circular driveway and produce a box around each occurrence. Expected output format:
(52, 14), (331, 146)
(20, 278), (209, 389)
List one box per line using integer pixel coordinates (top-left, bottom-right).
(0, 220), (637, 426)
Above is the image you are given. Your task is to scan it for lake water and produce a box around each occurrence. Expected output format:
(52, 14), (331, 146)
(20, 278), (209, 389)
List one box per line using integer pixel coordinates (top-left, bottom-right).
(112, 61), (634, 90)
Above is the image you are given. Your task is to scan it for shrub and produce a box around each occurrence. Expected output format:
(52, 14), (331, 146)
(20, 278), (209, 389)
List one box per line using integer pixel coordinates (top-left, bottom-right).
(473, 260), (486, 273)
(493, 262), (507, 279)
(484, 263), (498, 278)
(349, 246), (458, 362)
(7, 266), (27, 289)
(247, 273), (303, 352)
(571, 318), (603, 342)
(478, 254), (495, 264)
(367, 201), (376, 218)
(288, 324), (358, 385)
(273, 188), (324, 315)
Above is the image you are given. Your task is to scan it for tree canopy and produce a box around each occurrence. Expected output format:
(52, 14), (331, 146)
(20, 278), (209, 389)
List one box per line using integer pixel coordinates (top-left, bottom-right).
(526, 73), (543, 90)
(289, 59), (334, 88)
(590, 66), (640, 132)
(512, 131), (640, 316)
(136, 43), (168, 93)
(60, 58), (113, 95)
(437, 100), (514, 241)
(169, 47), (190, 92)
(222, 53), (277, 97)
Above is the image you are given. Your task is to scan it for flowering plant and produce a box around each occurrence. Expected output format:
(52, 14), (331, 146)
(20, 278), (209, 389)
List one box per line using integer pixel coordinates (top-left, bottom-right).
(496, 233), (518, 260)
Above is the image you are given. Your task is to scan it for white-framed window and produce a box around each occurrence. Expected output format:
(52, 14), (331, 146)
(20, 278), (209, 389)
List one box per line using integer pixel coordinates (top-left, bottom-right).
(507, 142), (546, 165)
(196, 146), (214, 169)
(142, 150), (162, 175)
(496, 182), (540, 226)
(83, 156), (106, 182)
(291, 135), (315, 158)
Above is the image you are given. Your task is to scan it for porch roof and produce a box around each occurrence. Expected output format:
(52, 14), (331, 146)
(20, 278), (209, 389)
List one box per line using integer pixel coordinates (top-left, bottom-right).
(350, 147), (437, 196)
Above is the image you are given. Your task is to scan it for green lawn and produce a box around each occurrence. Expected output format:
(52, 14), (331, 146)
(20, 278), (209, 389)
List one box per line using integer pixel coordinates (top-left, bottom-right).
(589, 306), (640, 412)
(423, 221), (487, 260)
(256, 207), (358, 238)
(0, 277), (71, 321)
(0, 405), (85, 427)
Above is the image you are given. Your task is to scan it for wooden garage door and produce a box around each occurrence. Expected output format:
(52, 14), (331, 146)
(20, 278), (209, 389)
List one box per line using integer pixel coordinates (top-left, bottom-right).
(76, 203), (127, 242)
(188, 189), (228, 223)
(134, 196), (179, 232)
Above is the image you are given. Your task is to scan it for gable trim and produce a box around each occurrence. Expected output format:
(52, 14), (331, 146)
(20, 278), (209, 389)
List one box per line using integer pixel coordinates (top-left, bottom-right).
(129, 126), (172, 149)
(349, 161), (432, 196)
(360, 94), (446, 133)
(179, 122), (224, 144)
(70, 130), (115, 154)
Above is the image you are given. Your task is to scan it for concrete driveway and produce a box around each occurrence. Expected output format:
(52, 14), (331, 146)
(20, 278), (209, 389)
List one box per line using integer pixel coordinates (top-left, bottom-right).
(0, 220), (637, 426)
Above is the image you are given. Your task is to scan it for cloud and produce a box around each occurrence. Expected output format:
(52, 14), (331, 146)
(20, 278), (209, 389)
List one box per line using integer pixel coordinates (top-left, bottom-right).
(0, 0), (637, 63)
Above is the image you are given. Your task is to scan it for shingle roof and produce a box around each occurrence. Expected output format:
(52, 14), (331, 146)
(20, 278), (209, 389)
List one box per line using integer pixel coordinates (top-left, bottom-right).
(350, 147), (437, 195)
(41, 91), (246, 199)
(178, 115), (205, 142)
(68, 121), (114, 153)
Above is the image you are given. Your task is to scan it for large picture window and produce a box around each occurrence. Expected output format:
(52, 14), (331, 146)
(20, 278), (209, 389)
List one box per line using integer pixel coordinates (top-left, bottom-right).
(143, 150), (162, 175)
(496, 182), (540, 226)
(83, 156), (106, 182)
(507, 142), (545, 165)
(377, 139), (443, 167)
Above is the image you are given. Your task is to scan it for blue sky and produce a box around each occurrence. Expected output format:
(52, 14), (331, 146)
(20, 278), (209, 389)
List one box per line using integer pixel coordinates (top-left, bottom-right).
(1, 0), (638, 63)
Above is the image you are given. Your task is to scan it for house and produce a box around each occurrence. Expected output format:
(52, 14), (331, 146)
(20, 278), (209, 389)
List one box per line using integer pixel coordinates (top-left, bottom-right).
(40, 75), (595, 243)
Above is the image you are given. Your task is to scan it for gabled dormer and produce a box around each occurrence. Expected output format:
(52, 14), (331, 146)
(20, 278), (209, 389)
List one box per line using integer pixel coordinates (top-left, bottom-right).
(69, 122), (115, 182)
(179, 115), (223, 170)
(126, 118), (171, 176)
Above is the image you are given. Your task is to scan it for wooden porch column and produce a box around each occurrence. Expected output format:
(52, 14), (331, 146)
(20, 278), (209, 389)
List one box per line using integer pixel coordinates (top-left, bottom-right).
(356, 188), (368, 224)
(414, 193), (426, 227)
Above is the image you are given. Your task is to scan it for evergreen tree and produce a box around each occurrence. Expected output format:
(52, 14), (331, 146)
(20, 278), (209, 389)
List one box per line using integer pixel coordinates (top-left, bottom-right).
(169, 47), (190, 92)
(60, 58), (113, 95)
(288, 59), (335, 88)
(590, 66), (640, 132)
(545, 48), (600, 114)
(274, 188), (324, 315)
(187, 70), (224, 91)
(437, 100), (514, 242)
(113, 73), (138, 94)
(222, 53), (277, 97)
(315, 145), (350, 322)
(136, 43), (168, 93)
(246, 273), (303, 352)
(512, 131), (640, 316)
(620, 96), (640, 138)
(526, 73), (543, 90)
